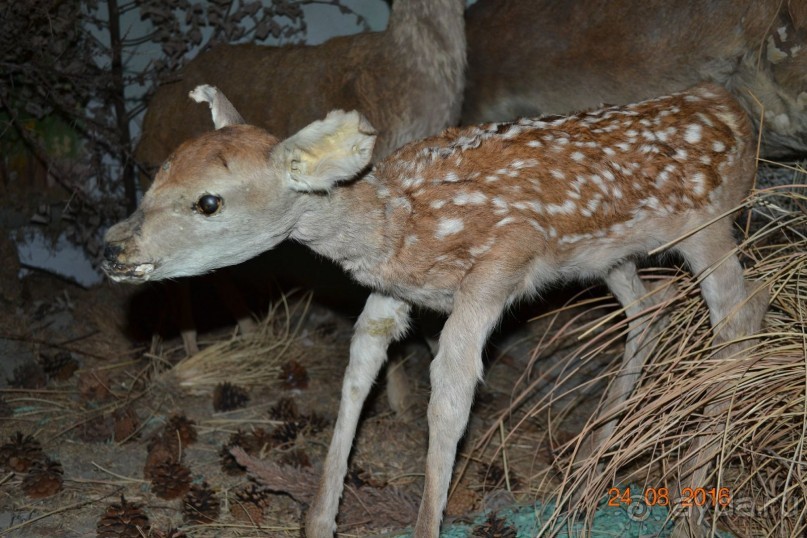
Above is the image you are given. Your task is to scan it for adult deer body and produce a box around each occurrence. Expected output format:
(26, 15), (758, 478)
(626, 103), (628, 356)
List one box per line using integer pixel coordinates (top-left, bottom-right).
(464, 0), (807, 158)
(138, 0), (465, 167)
(103, 84), (766, 536)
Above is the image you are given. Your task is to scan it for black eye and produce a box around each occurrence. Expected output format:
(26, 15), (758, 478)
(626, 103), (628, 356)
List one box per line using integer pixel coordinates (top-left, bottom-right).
(196, 194), (222, 216)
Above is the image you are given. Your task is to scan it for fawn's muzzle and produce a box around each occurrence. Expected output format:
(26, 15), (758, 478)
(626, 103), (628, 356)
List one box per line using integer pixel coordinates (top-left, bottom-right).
(100, 240), (156, 283)
(103, 243), (123, 262)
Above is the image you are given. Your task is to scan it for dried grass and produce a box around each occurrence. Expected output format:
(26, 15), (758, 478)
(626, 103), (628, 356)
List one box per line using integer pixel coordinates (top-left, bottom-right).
(163, 293), (311, 394)
(475, 182), (807, 537)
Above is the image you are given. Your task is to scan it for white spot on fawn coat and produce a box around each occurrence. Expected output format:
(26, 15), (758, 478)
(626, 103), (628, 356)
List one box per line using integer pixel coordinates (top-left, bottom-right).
(435, 217), (464, 238)
(684, 123), (703, 144)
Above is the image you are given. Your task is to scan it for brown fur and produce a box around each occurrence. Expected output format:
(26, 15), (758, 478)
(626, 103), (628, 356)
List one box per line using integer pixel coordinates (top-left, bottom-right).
(155, 126), (279, 194)
(464, 0), (807, 157)
(357, 85), (751, 302)
(137, 0), (466, 172)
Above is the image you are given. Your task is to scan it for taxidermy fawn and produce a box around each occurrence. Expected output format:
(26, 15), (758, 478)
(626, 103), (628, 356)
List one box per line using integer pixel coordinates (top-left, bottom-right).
(103, 83), (767, 537)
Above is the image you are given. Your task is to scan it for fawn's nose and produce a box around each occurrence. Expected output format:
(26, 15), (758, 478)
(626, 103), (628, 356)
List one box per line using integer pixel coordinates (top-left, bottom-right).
(103, 243), (123, 262)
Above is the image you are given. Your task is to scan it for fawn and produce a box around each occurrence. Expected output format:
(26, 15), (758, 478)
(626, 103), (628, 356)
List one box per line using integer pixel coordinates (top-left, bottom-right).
(103, 83), (767, 536)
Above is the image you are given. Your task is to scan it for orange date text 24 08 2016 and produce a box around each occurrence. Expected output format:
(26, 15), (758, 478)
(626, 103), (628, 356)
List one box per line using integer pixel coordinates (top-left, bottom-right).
(607, 487), (732, 508)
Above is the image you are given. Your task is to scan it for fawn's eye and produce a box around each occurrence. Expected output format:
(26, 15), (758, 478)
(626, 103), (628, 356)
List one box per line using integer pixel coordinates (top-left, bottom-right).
(195, 194), (222, 216)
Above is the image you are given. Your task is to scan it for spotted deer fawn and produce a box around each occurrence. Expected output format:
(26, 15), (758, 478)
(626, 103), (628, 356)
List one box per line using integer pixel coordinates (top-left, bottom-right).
(103, 83), (767, 537)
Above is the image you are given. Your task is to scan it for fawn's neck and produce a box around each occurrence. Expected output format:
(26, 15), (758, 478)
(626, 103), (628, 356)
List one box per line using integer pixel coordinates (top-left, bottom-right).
(291, 177), (398, 277)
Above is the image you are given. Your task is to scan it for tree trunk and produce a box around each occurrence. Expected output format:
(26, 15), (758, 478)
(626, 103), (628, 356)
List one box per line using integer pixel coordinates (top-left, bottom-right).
(107, 0), (137, 213)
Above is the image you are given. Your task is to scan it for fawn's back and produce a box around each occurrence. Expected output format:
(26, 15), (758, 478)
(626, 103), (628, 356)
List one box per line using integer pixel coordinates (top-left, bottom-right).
(363, 83), (754, 310)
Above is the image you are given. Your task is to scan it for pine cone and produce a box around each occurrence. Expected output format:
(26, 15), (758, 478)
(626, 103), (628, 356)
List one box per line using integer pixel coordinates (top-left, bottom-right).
(113, 407), (140, 443)
(279, 360), (308, 390)
(219, 445), (245, 475)
(471, 512), (517, 538)
(163, 414), (197, 446)
(96, 495), (150, 538)
(0, 432), (45, 472)
(144, 435), (180, 479)
(21, 458), (63, 499)
(249, 428), (274, 453)
(219, 430), (250, 475)
(230, 483), (269, 524)
(39, 351), (79, 381)
(302, 412), (329, 435)
(268, 397), (299, 421)
(183, 482), (220, 524)
(271, 420), (304, 444)
(478, 463), (521, 491)
(272, 412), (328, 445)
(219, 428), (273, 475)
(225, 430), (257, 452)
(235, 482), (271, 507)
(78, 369), (113, 401)
(212, 382), (250, 412)
(7, 362), (47, 389)
(230, 499), (264, 525)
(150, 461), (192, 500)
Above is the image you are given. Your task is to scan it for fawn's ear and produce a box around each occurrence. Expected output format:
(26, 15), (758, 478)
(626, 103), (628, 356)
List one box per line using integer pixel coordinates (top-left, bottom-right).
(189, 84), (245, 129)
(274, 110), (376, 192)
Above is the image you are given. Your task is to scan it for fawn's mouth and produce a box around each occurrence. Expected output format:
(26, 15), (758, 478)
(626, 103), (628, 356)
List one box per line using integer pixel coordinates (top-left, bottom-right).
(101, 260), (156, 283)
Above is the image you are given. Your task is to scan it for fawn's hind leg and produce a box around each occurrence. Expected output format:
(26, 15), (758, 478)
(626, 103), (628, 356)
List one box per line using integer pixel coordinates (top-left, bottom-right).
(576, 261), (674, 473)
(672, 221), (768, 537)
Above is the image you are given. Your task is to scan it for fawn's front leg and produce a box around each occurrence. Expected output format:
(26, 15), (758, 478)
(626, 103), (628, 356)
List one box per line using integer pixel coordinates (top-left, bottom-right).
(414, 283), (511, 537)
(306, 293), (411, 538)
